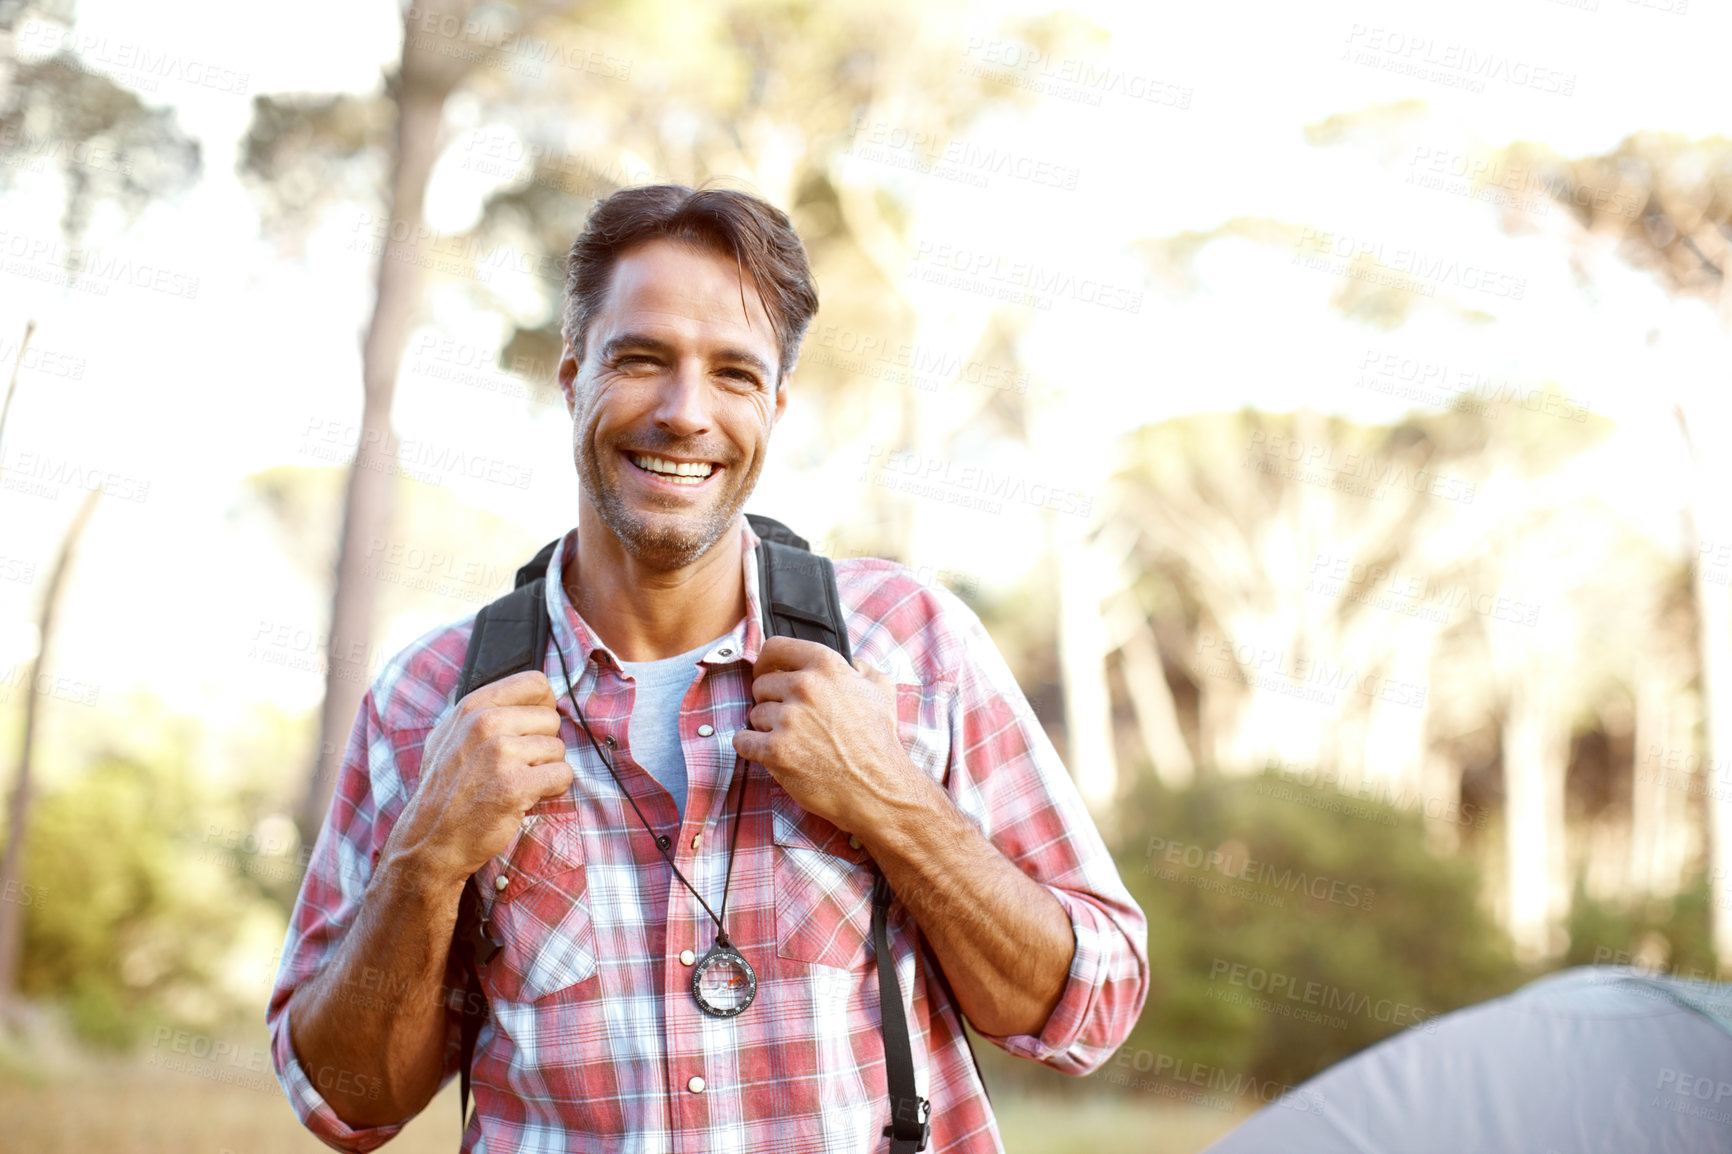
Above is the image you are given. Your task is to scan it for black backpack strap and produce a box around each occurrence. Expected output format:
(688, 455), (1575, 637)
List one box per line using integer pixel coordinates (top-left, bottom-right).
(874, 875), (931, 1152)
(454, 874), (500, 1128)
(455, 578), (552, 702)
(751, 525), (851, 664)
(744, 511), (810, 550)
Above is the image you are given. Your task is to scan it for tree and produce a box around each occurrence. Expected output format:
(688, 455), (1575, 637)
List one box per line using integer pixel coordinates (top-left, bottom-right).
(240, 0), (585, 836)
(0, 486), (100, 1012)
(1495, 132), (1732, 967)
(0, 0), (200, 1011)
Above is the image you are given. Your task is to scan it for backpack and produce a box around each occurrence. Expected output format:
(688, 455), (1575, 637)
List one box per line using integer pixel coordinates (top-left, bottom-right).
(449, 513), (931, 1152)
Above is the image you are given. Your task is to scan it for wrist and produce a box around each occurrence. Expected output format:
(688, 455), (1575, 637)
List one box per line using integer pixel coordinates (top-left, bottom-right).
(850, 755), (943, 860)
(377, 825), (472, 897)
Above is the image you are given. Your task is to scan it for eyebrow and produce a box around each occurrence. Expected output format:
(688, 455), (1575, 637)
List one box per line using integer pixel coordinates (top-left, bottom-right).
(599, 333), (776, 381)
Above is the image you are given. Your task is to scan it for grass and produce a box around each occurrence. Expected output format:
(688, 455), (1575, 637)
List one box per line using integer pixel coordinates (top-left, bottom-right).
(0, 1044), (1244, 1152)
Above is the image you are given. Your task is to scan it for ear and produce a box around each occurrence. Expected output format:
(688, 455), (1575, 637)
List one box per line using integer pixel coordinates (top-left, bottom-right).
(771, 371), (790, 429)
(558, 339), (580, 415)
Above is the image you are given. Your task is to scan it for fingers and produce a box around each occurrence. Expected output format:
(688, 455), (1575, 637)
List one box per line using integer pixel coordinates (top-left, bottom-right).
(494, 733), (572, 801)
(852, 658), (896, 689)
(746, 701), (785, 732)
(752, 651), (876, 703)
(731, 726), (769, 766)
(464, 669), (557, 710)
(751, 635), (833, 677)
(522, 741), (576, 801)
(515, 733), (571, 766)
(750, 670), (794, 704)
(471, 704), (563, 740)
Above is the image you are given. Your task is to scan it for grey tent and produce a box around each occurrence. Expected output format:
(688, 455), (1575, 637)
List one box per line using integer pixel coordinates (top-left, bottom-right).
(1203, 966), (1732, 1154)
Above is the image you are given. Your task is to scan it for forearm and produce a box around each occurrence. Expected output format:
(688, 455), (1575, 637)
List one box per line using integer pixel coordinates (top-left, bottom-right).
(854, 764), (1075, 1038)
(286, 844), (465, 1128)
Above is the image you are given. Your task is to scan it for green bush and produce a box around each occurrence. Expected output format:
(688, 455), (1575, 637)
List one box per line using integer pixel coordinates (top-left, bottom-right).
(1565, 874), (1716, 978)
(13, 755), (269, 1048)
(975, 769), (1526, 1102)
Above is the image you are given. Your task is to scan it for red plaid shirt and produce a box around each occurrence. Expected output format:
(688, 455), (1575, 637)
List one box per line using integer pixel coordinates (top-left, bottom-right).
(269, 519), (1148, 1153)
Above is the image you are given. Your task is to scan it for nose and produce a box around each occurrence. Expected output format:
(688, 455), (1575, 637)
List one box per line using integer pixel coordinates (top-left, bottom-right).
(652, 357), (712, 438)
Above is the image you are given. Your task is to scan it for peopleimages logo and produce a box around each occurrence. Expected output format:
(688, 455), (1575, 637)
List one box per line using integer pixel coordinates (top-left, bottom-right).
(908, 241), (1144, 314)
(1292, 228), (1526, 301)
(1340, 25), (1575, 97)
(1143, 836), (1377, 911)
(1194, 632), (1429, 710)
(1208, 959), (1439, 1032)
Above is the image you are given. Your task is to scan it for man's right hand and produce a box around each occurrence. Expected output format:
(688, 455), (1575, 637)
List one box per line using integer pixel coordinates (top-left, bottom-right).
(383, 670), (573, 885)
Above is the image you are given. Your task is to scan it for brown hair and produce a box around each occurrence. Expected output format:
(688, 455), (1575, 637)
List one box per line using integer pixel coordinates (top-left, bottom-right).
(561, 184), (819, 383)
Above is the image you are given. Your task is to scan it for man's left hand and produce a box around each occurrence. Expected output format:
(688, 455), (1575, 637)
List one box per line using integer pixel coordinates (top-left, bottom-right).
(732, 636), (912, 832)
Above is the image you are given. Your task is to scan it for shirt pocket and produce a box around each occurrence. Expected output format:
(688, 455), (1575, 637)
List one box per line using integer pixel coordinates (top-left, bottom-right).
(770, 780), (878, 969)
(473, 814), (597, 1003)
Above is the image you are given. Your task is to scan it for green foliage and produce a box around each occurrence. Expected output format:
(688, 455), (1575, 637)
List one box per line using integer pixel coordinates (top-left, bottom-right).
(975, 770), (1526, 1102)
(1565, 874), (1717, 979)
(14, 755), (270, 1048)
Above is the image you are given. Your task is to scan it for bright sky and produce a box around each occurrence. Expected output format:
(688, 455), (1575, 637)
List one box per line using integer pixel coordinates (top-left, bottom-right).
(1, 0), (1728, 753)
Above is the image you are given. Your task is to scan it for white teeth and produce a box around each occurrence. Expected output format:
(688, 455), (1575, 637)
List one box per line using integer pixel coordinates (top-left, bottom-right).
(630, 452), (714, 481)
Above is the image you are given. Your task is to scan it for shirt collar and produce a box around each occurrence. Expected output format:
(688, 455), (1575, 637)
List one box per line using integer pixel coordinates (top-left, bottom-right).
(542, 516), (767, 680)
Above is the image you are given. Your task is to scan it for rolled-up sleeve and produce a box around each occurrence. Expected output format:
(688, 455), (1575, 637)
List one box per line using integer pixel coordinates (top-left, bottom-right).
(266, 681), (460, 1151)
(933, 587), (1150, 1074)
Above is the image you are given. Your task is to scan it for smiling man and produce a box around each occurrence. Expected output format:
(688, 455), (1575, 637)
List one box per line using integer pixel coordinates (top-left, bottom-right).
(268, 184), (1148, 1153)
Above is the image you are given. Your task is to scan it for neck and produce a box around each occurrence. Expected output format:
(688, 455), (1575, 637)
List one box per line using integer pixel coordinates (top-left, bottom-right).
(564, 502), (748, 662)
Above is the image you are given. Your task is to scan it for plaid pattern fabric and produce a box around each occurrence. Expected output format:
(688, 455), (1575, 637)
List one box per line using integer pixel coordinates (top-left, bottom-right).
(268, 519), (1149, 1153)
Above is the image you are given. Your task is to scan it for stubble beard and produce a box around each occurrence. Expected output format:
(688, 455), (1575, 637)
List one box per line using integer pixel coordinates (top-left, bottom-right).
(576, 431), (764, 571)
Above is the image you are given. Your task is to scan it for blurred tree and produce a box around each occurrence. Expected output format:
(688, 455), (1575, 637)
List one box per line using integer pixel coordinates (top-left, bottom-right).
(239, 0), (586, 836)
(1496, 132), (1732, 968)
(1106, 402), (1615, 958)
(0, 486), (99, 1016)
(0, 0), (200, 245)
(0, 0), (200, 1014)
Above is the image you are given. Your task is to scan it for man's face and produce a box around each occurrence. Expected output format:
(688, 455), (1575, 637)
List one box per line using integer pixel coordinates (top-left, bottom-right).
(559, 238), (788, 570)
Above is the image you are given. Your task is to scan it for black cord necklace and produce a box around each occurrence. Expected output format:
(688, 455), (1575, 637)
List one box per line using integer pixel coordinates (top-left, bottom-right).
(550, 638), (757, 1017)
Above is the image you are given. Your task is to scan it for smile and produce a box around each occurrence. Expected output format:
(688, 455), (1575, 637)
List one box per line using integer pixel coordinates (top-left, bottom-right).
(624, 450), (720, 487)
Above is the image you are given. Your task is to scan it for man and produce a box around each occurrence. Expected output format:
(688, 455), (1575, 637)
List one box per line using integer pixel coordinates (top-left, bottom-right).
(269, 183), (1148, 1153)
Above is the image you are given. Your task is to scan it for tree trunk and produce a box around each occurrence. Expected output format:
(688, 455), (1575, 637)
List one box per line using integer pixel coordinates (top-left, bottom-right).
(1116, 619), (1194, 788)
(1690, 264), (1732, 972)
(1691, 499), (1732, 970)
(1053, 525), (1118, 812)
(1357, 632), (1432, 800)
(1503, 669), (1570, 961)
(1630, 652), (1690, 898)
(0, 487), (102, 1009)
(0, 320), (33, 461)
(299, 69), (450, 836)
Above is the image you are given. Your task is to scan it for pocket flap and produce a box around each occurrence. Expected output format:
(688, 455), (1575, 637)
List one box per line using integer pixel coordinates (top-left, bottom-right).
(769, 782), (872, 866)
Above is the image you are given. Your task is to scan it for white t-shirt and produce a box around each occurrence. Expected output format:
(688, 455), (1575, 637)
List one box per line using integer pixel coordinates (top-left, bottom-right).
(616, 632), (730, 822)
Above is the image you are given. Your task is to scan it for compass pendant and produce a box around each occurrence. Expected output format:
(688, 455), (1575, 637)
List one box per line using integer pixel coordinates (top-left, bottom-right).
(691, 940), (758, 1018)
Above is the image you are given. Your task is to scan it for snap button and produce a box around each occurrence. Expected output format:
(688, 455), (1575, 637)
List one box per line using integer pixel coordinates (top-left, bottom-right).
(656, 834), (671, 851)
(848, 835), (862, 850)
(688, 1075), (706, 1094)
(494, 874), (509, 891)
(718, 647), (732, 657)
(680, 949), (695, 966)
(604, 735), (616, 749)
(697, 724), (714, 737)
